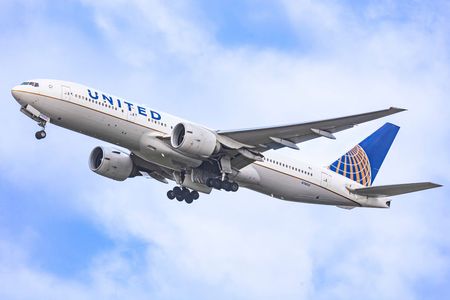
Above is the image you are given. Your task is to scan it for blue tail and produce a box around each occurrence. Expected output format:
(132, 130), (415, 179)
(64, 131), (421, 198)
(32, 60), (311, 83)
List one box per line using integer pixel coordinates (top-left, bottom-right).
(329, 123), (400, 186)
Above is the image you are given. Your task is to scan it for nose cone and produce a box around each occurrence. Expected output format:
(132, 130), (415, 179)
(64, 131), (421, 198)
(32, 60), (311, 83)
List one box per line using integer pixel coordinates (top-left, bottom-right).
(11, 85), (23, 104)
(11, 85), (20, 101)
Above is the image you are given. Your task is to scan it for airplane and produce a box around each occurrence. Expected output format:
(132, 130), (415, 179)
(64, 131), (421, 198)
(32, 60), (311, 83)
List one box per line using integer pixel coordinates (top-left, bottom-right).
(11, 79), (441, 208)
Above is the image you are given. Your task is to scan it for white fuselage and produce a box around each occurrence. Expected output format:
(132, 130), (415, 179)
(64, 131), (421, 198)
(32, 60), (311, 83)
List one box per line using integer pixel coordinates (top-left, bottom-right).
(11, 79), (390, 208)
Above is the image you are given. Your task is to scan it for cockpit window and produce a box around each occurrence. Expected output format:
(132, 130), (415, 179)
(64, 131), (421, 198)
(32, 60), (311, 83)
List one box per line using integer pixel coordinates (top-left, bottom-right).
(21, 81), (39, 87)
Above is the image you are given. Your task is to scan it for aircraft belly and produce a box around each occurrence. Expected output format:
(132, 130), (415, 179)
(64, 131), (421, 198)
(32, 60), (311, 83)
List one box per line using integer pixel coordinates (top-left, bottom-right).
(250, 164), (357, 206)
(135, 133), (203, 171)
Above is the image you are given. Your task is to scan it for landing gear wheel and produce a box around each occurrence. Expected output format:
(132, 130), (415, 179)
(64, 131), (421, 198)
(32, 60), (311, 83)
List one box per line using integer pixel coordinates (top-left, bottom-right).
(212, 179), (222, 190)
(173, 186), (184, 201)
(182, 188), (190, 199)
(173, 187), (182, 194)
(222, 181), (232, 192)
(167, 190), (175, 200)
(231, 182), (239, 192)
(206, 178), (214, 188)
(185, 195), (194, 204)
(191, 191), (200, 200)
(35, 130), (46, 140)
(171, 187), (200, 203)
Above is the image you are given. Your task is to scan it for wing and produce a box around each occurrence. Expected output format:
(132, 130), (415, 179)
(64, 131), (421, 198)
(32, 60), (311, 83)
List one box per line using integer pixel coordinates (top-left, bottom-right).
(348, 182), (442, 197)
(219, 107), (405, 151)
(217, 107), (406, 169)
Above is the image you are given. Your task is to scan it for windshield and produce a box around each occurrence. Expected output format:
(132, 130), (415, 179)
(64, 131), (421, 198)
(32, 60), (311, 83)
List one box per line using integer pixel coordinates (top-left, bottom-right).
(21, 81), (39, 87)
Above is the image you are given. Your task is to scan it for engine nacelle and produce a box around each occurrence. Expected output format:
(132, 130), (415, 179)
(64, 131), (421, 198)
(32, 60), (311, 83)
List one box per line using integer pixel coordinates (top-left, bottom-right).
(89, 146), (134, 181)
(171, 122), (221, 158)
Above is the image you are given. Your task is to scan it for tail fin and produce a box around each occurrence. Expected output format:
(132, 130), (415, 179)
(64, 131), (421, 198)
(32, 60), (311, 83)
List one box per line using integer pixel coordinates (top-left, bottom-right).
(329, 123), (400, 186)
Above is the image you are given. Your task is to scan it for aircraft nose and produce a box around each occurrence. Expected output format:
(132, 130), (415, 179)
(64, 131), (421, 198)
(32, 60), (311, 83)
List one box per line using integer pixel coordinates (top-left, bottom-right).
(11, 86), (20, 99)
(11, 86), (24, 104)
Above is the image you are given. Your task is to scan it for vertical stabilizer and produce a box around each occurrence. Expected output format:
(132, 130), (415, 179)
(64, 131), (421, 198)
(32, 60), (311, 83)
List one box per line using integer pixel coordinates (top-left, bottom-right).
(329, 123), (400, 186)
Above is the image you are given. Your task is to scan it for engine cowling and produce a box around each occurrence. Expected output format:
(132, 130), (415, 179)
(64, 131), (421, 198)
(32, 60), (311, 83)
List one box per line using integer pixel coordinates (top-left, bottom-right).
(171, 122), (221, 158)
(89, 146), (134, 181)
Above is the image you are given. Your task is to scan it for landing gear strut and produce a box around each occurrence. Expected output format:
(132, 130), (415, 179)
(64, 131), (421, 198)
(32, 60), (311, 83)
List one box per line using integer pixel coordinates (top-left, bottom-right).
(167, 186), (200, 204)
(35, 120), (47, 140)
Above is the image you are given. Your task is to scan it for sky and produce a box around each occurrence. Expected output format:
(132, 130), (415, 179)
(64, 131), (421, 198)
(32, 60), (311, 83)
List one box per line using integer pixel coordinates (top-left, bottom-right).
(0, 0), (449, 299)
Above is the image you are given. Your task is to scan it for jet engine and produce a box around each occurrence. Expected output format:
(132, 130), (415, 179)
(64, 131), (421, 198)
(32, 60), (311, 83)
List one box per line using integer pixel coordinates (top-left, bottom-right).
(171, 122), (221, 158)
(89, 146), (134, 181)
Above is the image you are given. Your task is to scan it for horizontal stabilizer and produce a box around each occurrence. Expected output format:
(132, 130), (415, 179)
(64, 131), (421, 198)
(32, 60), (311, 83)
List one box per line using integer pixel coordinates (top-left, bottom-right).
(349, 182), (442, 197)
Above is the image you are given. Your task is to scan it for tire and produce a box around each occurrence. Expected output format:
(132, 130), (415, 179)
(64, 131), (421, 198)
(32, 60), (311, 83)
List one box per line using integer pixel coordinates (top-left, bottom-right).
(167, 190), (175, 200)
(173, 187), (182, 194)
(206, 178), (214, 187)
(191, 191), (200, 200)
(35, 130), (46, 140)
(185, 195), (194, 204)
(176, 194), (184, 201)
(231, 182), (239, 192)
(182, 188), (190, 199)
(212, 179), (222, 190)
(222, 181), (231, 192)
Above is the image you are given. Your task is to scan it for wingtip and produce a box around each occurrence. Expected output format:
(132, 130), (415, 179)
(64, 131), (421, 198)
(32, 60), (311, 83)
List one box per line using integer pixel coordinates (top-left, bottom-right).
(429, 182), (443, 188)
(390, 107), (408, 112)
(420, 182), (443, 190)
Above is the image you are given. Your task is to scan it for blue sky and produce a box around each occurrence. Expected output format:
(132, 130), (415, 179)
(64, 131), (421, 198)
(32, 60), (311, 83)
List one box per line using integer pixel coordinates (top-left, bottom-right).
(1, 0), (449, 299)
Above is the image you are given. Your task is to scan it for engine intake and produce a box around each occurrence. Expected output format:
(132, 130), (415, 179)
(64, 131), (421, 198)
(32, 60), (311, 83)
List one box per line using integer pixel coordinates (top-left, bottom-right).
(89, 146), (134, 181)
(171, 122), (220, 158)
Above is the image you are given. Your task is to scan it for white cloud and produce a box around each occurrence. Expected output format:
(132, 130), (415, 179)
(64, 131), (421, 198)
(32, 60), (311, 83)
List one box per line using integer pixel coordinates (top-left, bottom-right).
(1, 0), (449, 299)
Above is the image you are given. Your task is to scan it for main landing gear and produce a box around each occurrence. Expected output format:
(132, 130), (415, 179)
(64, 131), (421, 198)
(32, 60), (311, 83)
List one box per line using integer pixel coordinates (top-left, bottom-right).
(206, 178), (239, 192)
(167, 187), (200, 204)
(35, 120), (47, 140)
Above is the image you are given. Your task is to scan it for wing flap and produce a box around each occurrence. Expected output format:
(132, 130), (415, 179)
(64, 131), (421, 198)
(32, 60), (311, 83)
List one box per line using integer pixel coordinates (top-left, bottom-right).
(349, 182), (442, 197)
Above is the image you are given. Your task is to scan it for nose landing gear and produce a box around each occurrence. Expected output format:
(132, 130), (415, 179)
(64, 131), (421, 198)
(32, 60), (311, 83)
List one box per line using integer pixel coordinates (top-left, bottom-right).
(19, 105), (49, 140)
(35, 120), (47, 140)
